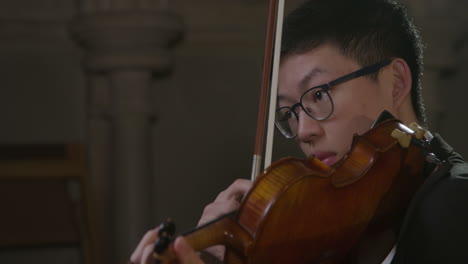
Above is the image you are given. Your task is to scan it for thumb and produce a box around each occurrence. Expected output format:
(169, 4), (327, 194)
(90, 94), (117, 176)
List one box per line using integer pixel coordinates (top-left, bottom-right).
(173, 237), (204, 264)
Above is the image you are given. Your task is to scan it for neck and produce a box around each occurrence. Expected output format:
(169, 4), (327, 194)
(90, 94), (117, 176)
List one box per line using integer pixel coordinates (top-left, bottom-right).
(396, 98), (419, 126)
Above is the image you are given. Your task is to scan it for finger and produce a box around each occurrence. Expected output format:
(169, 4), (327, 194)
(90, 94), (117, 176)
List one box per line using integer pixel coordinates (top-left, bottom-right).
(204, 245), (225, 261)
(173, 237), (204, 264)
(197, 199), (240, 226)
(216, 179), (252, 201)
(203, 200), (240, 217)
(141, 243), (155, 264)
(131, 227), (159, 264)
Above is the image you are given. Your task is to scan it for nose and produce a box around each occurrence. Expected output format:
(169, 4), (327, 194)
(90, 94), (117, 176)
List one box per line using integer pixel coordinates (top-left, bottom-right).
(296, 110), (324, 142)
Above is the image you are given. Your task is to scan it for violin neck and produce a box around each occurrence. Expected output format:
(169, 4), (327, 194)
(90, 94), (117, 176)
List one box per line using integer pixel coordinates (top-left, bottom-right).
(182, 211), (252, 258)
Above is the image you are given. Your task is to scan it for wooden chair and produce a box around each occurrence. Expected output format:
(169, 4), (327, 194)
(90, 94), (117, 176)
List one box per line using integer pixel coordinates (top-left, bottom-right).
(0, 144), (96, 264)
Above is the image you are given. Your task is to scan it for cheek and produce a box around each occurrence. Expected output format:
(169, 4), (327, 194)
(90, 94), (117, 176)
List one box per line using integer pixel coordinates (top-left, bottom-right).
(298, 141), (312, 157)
(358, 85), (394, 116)
(326, 112), (376, 157)
(335, 88), (390, 125)
(329, 122), (358, 149)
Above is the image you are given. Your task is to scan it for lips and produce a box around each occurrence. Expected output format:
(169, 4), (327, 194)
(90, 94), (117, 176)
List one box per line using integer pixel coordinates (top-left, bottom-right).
(313, 152), (337, 166)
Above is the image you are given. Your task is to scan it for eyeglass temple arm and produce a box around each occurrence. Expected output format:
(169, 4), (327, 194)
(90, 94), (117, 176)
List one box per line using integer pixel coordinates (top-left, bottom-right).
(327, 60), (392, 87)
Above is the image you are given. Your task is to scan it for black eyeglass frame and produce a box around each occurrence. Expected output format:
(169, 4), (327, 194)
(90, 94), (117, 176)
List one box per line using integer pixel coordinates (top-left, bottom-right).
(276, 60), (392, 138)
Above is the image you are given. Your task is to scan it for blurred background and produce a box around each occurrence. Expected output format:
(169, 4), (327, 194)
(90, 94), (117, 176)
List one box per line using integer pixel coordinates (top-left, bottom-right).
(0, 0), (466, 263)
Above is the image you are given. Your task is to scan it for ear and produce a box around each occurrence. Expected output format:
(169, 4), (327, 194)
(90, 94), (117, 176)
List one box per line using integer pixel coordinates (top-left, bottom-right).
(390, 58), (412, 108)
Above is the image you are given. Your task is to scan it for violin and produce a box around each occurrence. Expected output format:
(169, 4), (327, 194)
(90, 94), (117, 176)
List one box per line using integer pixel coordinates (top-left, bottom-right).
(150, 0), (437, 262)
(152, 111), (434, 263)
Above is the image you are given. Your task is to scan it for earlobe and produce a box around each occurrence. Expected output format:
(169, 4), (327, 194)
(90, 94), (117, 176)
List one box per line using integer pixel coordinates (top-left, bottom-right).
(391, 59), (412, 108)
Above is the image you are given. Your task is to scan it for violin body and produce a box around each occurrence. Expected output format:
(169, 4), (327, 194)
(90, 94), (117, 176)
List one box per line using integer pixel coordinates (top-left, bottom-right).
(156, 116), (428, 264)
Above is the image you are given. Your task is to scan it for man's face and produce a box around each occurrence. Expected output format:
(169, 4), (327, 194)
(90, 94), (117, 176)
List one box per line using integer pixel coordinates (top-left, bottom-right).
(278, 44), (395, 166)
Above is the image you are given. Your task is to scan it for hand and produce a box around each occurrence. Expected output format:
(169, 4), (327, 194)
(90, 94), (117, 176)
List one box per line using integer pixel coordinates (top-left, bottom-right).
(130, 228), (204, 264)
(172, 236), (204, 264)
(130, 179), (252, 264)
(197, 179), (252, 260)
(130, 227), (159, 264)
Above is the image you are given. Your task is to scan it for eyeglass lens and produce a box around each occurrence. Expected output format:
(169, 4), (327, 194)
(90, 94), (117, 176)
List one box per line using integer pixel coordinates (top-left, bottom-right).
(275, 87), (333, 138)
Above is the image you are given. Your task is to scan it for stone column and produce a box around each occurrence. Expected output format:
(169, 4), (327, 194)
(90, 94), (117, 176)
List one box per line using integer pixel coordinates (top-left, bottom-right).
(70, 4), (183, 263)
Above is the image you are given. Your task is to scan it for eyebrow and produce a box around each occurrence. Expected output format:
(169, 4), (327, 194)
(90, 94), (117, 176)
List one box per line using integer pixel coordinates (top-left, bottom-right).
(277, 67), (326, 103)
(298, 67), (326, 90)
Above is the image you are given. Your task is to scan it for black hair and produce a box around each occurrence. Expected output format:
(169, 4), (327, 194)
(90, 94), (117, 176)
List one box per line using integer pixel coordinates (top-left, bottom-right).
(281, 0), (426, 123)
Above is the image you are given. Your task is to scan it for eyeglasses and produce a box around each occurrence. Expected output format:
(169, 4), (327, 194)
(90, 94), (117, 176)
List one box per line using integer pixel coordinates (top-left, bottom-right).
(275, 60), (391, 139)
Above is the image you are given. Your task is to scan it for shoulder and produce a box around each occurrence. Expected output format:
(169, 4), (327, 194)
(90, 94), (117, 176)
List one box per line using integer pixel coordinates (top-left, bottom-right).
(393, 136), (468, 263)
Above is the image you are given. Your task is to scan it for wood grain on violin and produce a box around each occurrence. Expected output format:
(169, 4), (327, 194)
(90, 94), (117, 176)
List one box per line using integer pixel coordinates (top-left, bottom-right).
(153, 114), (430, 264)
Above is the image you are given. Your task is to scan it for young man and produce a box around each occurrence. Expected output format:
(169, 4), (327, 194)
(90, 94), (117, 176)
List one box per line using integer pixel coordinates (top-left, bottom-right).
(131, 0), (468, 263)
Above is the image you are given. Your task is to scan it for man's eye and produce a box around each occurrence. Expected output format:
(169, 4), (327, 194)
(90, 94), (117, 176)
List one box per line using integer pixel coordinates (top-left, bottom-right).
(314, 90), (324, 101)
(278, 109), (295, 122)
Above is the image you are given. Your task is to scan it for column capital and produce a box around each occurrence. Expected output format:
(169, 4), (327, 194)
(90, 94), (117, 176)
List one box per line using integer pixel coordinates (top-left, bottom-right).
(70, 10), (183, 73)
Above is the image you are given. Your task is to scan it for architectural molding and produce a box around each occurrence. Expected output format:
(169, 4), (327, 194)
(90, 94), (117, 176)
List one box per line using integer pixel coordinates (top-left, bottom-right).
(71, 10), (183, 72)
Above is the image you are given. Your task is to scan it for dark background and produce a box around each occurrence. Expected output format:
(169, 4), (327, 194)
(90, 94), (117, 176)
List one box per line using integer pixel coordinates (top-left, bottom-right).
(0, 0), (466, 263)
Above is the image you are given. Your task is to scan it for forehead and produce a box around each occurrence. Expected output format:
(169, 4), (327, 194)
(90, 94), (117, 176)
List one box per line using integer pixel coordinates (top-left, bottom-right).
(278, 44), (360, 99)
